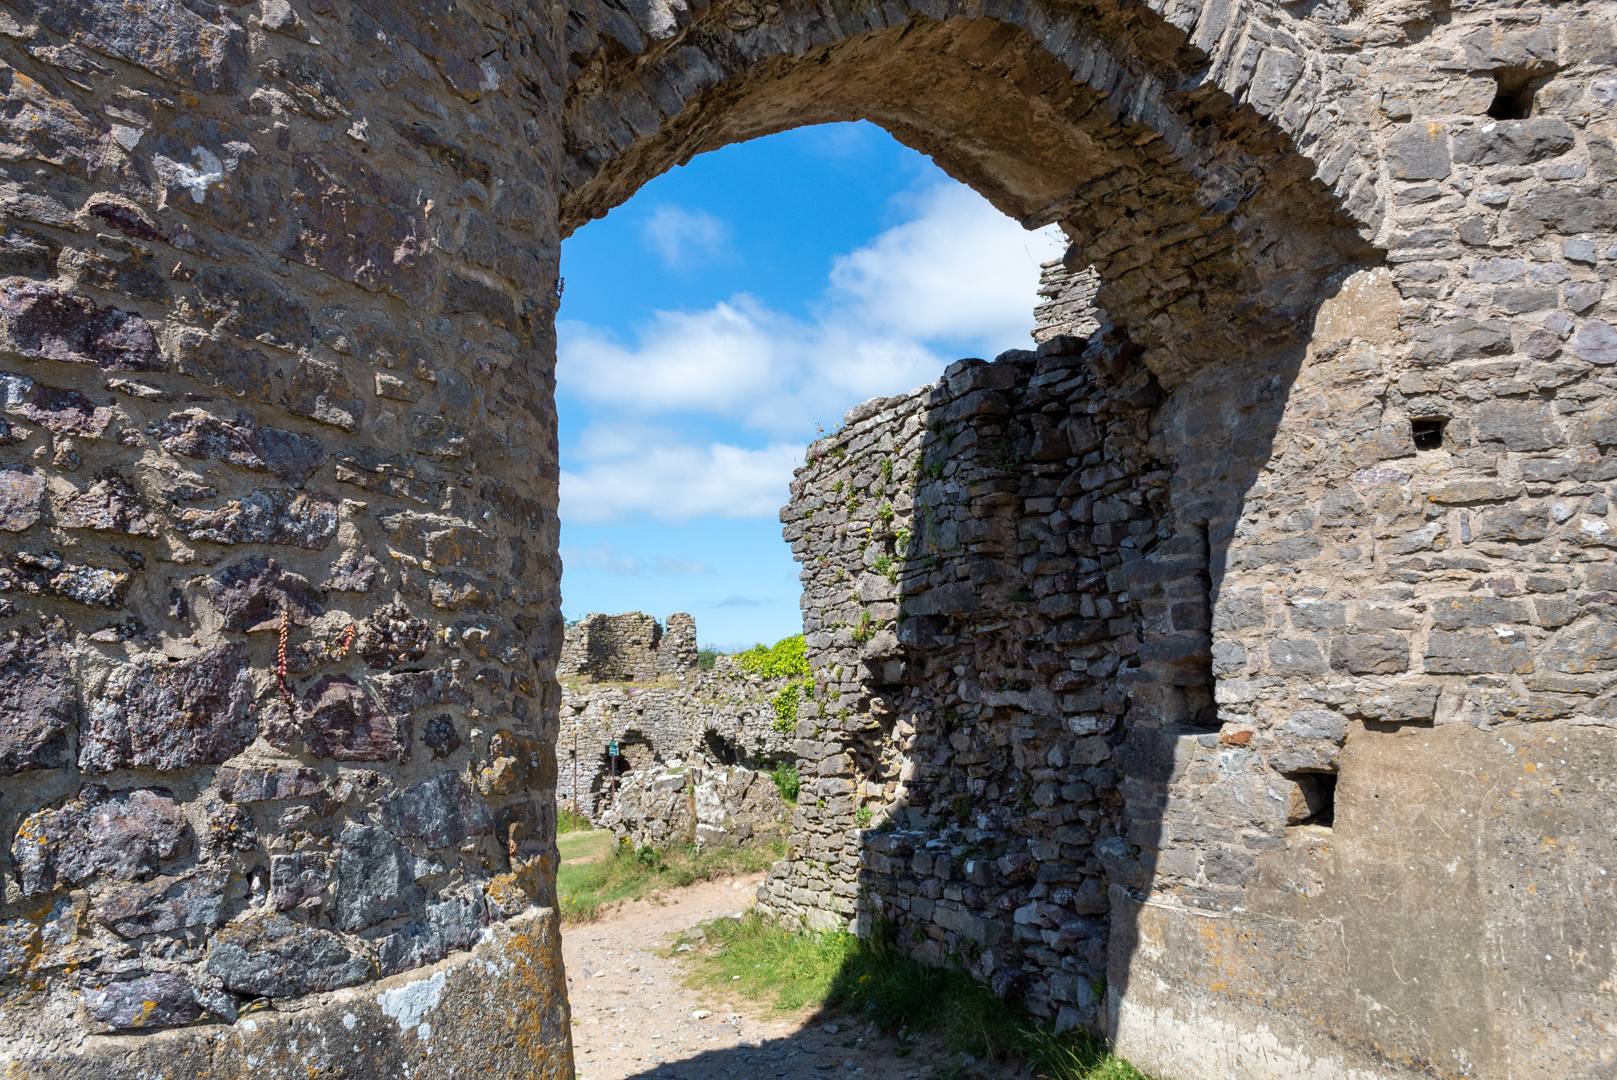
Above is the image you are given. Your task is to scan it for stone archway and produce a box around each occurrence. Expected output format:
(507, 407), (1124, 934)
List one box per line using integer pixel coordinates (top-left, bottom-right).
(0, 1), (1612, 1078)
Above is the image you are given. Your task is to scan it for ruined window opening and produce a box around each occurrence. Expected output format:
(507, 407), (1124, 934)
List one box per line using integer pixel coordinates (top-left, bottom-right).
(703, 729), (740, 766)
(1284, 772), (1337, 828)
(1411, 418), (1445, 451)
(1486, 71), (1538, 120)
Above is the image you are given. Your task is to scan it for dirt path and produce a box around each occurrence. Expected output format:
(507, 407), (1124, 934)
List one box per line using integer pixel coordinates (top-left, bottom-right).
(562, 874), (953, 1080)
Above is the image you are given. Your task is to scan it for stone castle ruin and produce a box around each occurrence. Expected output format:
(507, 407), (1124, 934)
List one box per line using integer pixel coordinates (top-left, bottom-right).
(0, 0), (1613, 1077)
(554, 611), (796, 829)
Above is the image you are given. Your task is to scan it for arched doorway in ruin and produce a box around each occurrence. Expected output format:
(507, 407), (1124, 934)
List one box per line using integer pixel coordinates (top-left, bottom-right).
(555, 5), (1615, 1080)
(4, 2), (1606, 1078)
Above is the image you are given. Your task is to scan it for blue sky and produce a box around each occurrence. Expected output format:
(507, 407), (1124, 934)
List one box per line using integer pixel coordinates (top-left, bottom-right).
(556, 122), (1063, 651)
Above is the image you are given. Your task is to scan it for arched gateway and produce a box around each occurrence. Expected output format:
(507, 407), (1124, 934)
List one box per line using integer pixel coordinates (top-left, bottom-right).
(0, 0), (1611, 1077)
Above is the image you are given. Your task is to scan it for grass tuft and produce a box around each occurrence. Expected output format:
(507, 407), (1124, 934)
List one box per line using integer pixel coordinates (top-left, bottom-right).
(556, 836), (785, 923)
(676, 912), (1155, 1080)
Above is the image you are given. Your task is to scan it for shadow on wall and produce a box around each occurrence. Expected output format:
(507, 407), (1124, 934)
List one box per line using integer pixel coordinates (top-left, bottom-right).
(758, 267), (1310, 1026)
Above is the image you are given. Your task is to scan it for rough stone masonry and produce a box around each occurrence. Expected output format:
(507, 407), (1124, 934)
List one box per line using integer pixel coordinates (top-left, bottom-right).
(0, 0), (1614, 1077)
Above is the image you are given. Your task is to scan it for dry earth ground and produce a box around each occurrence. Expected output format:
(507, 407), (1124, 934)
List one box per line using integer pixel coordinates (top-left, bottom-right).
(562, 873), (965, 1080)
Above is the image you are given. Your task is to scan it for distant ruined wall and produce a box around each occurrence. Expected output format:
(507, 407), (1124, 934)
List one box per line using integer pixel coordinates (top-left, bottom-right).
(555, 612), (794, 818)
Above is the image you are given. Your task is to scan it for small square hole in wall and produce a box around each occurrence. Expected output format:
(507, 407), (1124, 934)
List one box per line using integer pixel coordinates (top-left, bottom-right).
(1412, 418), (1445, 450)
(1283, 772), (1337, 828)
(1487, 71), (1537, 120)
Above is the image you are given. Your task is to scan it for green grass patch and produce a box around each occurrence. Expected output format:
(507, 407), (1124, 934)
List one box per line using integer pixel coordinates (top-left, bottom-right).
(558, 829), (613, 864)
(676, 913), (1155, 1080)
(558, 807), (594, 835)
(557, 837), (785, 923)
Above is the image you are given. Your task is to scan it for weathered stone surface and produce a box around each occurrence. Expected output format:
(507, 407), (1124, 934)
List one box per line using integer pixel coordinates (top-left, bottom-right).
(200, 557), (324, 632)
(0, 550), (132, 607)
(1541, 618), (1617, 674)
(83, 972), (201, 1031)
(34, 0), (247, 94)
(153, 409), (328, 486)
(206, 912), (373, 996)
(324, 551), (381, 592)
(0, 280), (163, 370)
(0, 622), (77, 775)
(269, 852), (329, 911)
(12, 786), (192, 896)
(379, 771), (493, 849)
(357, 604), (432, 668)
(283, 358), (363, 432)
(1424, 629), (1535, 674)
(79, 644), (254, 773)
(280, 151), (437, 306)
(52, 473), (161, 535)
(1452, 119), (1576, 167)
(171, 332), (273, 401)
(2, 375), (114, 436)
(92, 866), (229, 939)
(180, 267), (310, 349)
(294, 675), (405, 761)
(370, 667), (470, 714)
(1329, 633), (1409, 674)
(333, 823), (426, 931)
(422, 714), (462, 759)
(1472, 400), (1561, 451)
(216, 763), (326, 803)
(0, 463), (42, 531)
(174, 489), (340, 549)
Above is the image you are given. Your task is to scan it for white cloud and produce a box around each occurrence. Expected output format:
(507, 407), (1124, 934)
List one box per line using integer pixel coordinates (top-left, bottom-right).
(560, 428), (801, 524)
(642, 205), (731, 267)
(560, 540), (641, 575)
(655, 556), (714, 575)
(558, 541), (717, 574)
(827, 184), (1066, 344)
(558, 182), (1064, 523)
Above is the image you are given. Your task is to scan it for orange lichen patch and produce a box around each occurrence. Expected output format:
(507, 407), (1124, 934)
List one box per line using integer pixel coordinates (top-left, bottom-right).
(483, 911), (576, 1079)
(1218, 729), (1254, 747)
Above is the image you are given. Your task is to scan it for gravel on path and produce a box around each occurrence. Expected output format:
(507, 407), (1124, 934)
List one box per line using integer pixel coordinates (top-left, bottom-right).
(562, 874), (958, 1080)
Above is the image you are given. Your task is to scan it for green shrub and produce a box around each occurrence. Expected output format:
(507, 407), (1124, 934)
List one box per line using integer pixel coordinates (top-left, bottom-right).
(697, 648), (718, 670)
(855, 805), (874, 827)
(770, 761), (800, 803)
(735, 634), (811, 678)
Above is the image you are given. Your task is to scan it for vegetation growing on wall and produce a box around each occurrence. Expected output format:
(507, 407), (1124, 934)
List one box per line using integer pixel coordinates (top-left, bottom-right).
(736, 634), (811, 678)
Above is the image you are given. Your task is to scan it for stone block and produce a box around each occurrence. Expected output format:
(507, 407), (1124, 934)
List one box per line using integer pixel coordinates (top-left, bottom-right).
(1541, 618), (1617, 674)
(333, 824), (426, 931)
(1386, 122), (1451, 180)
(0, 464), (43, 531)
(174, 489), (340, 549)
(1473, 400), (1561, 451)
(1267, 638), (1327, 675)
(216, 764), (326, 803)
(79, 644), (254, 773)
(84, 973), (201, 1032)
(0, 623), (77, 776)
(93, 866), (229, 938)
(1424, 630), (1534, 674)
(0, 280), (164, 370)
(270, 852), (330, 911)
(1429, 595), (1529, 628)
(153, 409), (328, 486)
(1452, 119), (1576, 167)
(205, 912), (374, 996)
(284, 358), (363, 432)
(200, 557), (324, 632)
(12, 786), (192, 896)
(378, 771), (493, 849)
